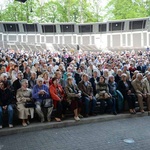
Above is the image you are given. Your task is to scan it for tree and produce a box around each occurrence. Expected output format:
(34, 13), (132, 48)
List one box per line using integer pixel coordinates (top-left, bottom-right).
(105, 0), (150, 20)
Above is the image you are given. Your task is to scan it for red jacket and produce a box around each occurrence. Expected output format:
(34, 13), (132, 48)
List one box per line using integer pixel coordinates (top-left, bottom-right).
(49, 84), (65, 108)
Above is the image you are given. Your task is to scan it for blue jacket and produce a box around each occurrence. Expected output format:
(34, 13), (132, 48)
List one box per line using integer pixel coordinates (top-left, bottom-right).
(32, 84), (50, 103)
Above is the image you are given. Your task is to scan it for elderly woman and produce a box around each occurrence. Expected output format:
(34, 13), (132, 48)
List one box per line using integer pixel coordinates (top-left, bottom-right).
(65, 77), (82, 121)
(32, 77), (53, 122)
(50, 77), (67, 122)
(0, 81), (14, 128)
(16, 79), (34, 127)
(118, 73), (136, 114)
(28, 71), (37, 89)
(96, 76), (113, 114)
(42, 71), (50, 88)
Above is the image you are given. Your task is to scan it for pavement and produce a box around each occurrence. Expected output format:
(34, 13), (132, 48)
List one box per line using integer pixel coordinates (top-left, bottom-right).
(0, 113), (150, 150)
(0, 112), (148, 137)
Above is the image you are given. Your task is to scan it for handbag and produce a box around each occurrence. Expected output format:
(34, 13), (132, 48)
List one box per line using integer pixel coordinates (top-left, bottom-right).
(42, 98), (53, 108)
(25, 101), (35, 108)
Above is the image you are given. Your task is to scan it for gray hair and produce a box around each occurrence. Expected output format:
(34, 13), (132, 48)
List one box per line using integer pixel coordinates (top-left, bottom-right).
(20, 79), (28, 85)
(36, 77), (44, 83)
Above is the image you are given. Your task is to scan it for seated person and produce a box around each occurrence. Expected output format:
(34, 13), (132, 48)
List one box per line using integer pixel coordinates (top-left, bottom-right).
(132, 73), (150, 113)
(118, 74), (136, 114)
(65, 77), (83, 121)
(78, 73), (96, 117)
(50, 77), (67, 122)
(96, 76), (114, 114)
(89, 70), (99, 96)
(0, 81), (14, 128)
(32, 78), (53, 122)
(108, 75), (118, 114)
(16, 79), (34, 127)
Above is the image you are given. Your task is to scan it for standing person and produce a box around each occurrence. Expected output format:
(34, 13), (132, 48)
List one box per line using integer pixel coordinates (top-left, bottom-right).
(0, 81), (14, 128)
(16, 79), (34, 127)
(78, 73), (97, 117)
(32, 78), (53, 122)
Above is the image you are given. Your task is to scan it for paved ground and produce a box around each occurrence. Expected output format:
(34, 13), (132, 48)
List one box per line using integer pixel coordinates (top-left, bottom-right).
(0, 116), (150, 150)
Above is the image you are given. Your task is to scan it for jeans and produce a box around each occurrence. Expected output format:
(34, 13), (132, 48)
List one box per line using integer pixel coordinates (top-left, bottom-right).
(0, 105), (14, 125)
(83, 96), (97, 114)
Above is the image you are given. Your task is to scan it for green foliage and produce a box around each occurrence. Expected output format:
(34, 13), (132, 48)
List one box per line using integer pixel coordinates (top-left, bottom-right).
(1, 0), (149, 23)
(106, 0), (150, 20)
(0, 0), (103, 23)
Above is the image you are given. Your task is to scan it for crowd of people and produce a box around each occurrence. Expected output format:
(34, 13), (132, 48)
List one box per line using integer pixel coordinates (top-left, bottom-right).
(0, 48), (150, 129)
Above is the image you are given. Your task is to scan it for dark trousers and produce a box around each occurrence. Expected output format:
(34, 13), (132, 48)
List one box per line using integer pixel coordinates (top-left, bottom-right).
(83, 96), (97, 114)
(126, 94), (136, 109)
(55, 101), (69, 118)
(99, 98), (113, 114)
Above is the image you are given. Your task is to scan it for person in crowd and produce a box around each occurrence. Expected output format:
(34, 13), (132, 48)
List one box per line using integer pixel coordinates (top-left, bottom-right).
(132, 73), (150, 113)
(12, 71), (24, 97)
(115, 69), (122, 84)
(96, 76), (113, 114)
(122, 65), (131, 81)
(32, 78), (53, 122)
(128, 63), (136, 78)
(78, 73), (96, 117)
(87, 62), (98, 78)
(103, 69), (109, 83)
(65, 77), (83, 121)
(11, 64), (19, 83)
(89, 70), (99, 96)
(143, 72), (150, 115)
(16, 79), (34, 127)
(47, 65), (54, 79)
(0, 73), (12, 89)
(74, 67), (82, 85)
(108, 75), (118, 114)
(42, 71), (50, 88)
(0, 81), (14, 128)
(118, 74), (136, 114)
(28, 71), (37, 89)
(23, 65), (31, 81)
(97, 63), (103, 77)
(137, 62), (146, 74)
(50, 77), (67, 122)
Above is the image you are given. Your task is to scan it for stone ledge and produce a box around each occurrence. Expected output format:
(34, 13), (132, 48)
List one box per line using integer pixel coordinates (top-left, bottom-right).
(0, 112), (148, 136)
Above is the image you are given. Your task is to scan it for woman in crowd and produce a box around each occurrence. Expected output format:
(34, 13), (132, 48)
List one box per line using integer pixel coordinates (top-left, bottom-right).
(28, 71), (37, 89)
(32, 78), (53, 122)
(16, 79), (34, 126)
(65, 77), (83, 121)
(42, 71), (50, 88)
(117, 73), (136, 114)
(50, 77), (67, 122)
(96, 76), (113, 114)
(0, 81), (14, 128)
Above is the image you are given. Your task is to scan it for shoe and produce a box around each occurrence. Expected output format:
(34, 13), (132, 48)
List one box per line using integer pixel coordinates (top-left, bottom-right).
(27, 121), (30, 125)
(0, 125), (2, 129)
(22, 123), (27, 127)
(9, 124), (13, 128)
(41, 118), (45, 123)
(89, 113), (97, 116)
(55, 118), (61, 122)
(47, 118), (51, 122)
(148, 111), (150, 116)
(84, 114), (89, 117)
(74, 116), (80, 121)
(141, 110), (145, 113)
(78, 114), (83, 118)
(113, 112), (117, 115)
